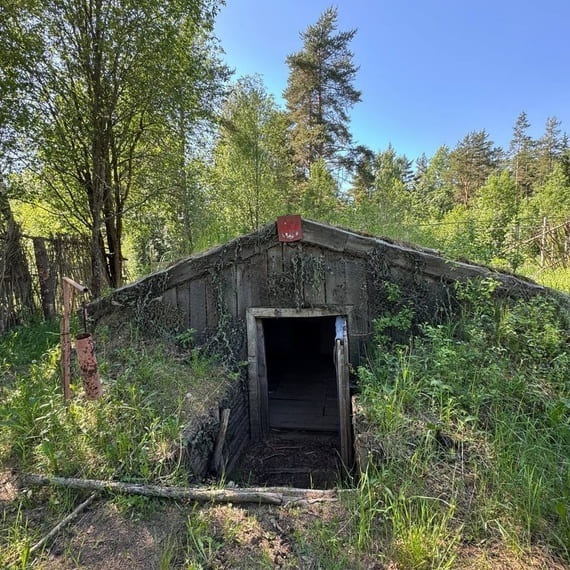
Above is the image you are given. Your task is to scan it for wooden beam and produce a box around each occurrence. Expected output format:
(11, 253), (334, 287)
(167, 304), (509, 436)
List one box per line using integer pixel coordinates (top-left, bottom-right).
(256, 319), (269, 436)
(247, 310), (261, 441)
(213, 408), (231, 476)
(336, 338), (353, 468)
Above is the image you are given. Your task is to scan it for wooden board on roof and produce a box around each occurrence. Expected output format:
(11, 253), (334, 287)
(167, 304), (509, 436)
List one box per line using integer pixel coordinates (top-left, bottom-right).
(302, 219), (348, 252)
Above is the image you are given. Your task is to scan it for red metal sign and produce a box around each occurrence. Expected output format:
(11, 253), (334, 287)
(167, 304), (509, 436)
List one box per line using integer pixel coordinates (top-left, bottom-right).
(277, 215), (303, 242)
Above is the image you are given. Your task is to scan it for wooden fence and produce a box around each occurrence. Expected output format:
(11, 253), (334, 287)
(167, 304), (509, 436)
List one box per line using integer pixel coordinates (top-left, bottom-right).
(0, 228), (91, 333)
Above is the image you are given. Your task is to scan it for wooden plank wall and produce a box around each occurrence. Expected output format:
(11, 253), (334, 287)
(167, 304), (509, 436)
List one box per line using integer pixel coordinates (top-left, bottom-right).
(92, 218), (553, 371)
(160, 236), (372, 364)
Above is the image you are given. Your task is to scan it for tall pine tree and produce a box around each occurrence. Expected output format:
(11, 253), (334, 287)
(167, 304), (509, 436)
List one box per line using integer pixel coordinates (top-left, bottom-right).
(509, 111), (536, 198)
(284, 6), (361, 179)
(449, 130), (501, 205)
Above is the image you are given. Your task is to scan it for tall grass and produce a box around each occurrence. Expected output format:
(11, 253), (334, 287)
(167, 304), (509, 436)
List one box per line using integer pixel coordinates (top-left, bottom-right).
(356, 280), (570, 564)
(0, 324), (231, 484)
(0, 321), (237, 565)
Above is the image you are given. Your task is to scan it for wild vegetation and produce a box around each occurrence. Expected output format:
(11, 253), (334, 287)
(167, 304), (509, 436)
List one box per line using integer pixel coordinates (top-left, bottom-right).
(1, 2), (570, 568)
(356, 280), (570, 567)
(1, 281), (568, 568)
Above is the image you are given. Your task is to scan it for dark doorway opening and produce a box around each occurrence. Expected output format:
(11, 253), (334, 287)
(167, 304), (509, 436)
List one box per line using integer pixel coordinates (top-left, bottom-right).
(263, 316), (339, 432)
(233, 315), (344, 488)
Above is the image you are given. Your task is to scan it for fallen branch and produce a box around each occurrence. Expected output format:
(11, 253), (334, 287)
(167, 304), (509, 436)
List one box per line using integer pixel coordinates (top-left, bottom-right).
(6, 492), (98, 570)
(25, 474), (340, 506)
(30, 492), (97, 555)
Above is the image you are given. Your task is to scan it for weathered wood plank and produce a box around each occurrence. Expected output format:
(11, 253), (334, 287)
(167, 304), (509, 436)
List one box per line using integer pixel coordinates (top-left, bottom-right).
(190, 278), (207, 333)
(266, 243), (283, 273)
(336, 338), (353, 466)
(247, 307), (352, 319)
(269, 399), (340, 431)
(302, 219), (348, 252)
(205, 273), (218, 330)
(176, 284), (191, 328)
(221, 265), (238, 319)
(266, 244), (283, 307)
(344, 232), (377, 256)
(281, 242), (298, 277)
(301, 245), (326, 306)
(256, 319), (269, 436)
(163, 287), (177, 308)
(345, 258), (369, 335)
(213, 408), (230, 475)
(324, 253), (347, 305)
(237, 255), (269, 316)
(247, 311), (261, 441)
(250, 254), (269, 307)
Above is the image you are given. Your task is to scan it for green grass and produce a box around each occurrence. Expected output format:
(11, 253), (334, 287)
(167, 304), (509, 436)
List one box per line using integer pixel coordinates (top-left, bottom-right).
(1, 280), (569, 568)
(0, 320), (238, 567)
(0, 319), (60, 368)
(356, 280), (570, 566)
(519, 264), (570, 294)
(0, 322), (233, 483)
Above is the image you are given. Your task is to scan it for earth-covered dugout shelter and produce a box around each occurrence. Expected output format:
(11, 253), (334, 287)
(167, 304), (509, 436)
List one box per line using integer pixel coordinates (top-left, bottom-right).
(88, 216), (551, 470)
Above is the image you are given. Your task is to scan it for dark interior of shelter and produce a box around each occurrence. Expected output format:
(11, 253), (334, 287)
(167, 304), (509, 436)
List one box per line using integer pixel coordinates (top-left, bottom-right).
(233, 316), (342, 488)
(264, 316), (339, 433)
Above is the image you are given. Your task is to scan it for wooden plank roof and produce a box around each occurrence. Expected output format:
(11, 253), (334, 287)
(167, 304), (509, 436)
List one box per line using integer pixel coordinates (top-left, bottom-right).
(89, 217), (569, 321)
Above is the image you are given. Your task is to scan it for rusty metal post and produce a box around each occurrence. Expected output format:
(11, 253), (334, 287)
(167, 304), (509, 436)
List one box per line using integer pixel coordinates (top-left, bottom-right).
(75, 332), (102, 399)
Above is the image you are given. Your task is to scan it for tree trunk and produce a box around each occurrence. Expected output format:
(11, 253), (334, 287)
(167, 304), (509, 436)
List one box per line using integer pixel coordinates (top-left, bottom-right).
(33, 237), (56, 318)
(0, 187), (35, 328)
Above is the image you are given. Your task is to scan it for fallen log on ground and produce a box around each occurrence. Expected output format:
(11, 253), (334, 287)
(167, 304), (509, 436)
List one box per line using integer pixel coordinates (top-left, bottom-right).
(25, 474), (341, 506)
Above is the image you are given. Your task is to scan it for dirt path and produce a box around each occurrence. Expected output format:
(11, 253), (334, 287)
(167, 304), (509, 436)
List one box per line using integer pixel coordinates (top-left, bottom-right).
(12, 494), (361, 569)
(2, 468), (567, 570)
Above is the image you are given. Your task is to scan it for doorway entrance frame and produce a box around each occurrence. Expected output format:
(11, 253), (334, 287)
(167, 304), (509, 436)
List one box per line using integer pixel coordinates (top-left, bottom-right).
(246, 307), (354, 466)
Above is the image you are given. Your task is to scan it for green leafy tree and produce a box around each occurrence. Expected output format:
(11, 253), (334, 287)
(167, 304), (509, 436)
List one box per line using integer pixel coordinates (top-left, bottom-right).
(536, 116), (564, 185)
(303, 158), (339, 219)
(211, 76), (292, 236)
(349, 145), (414, 235)
(0, 0), (42, 172)
(472, 170), (519, 264)
(30, 0), (224, 294)
(509, 111), (536, 198)
(449, 130), (501, 205)
(412, 146), (453, 220)
(523, 164), (570, 266)
(374, 145), (413, 195)
(350, 145), (376, 203)
(284, 6), (361, 179)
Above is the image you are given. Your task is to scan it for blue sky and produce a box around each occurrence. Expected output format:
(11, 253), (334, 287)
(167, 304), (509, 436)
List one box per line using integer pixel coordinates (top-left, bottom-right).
(214, 0), (569, 162)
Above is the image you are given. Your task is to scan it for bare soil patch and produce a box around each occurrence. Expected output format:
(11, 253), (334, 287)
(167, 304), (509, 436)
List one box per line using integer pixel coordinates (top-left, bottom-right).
(231, 430), (342, 488)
